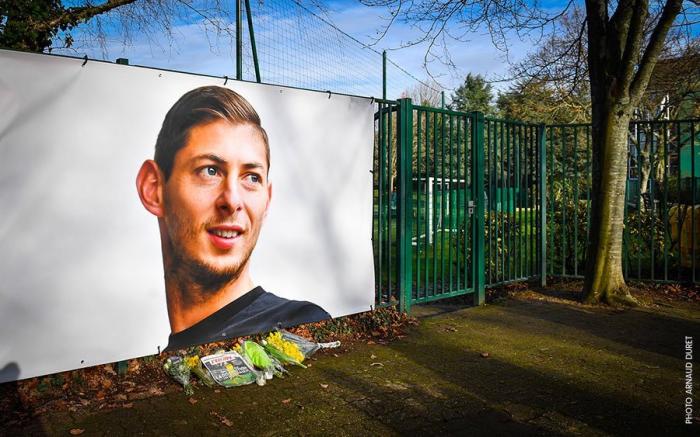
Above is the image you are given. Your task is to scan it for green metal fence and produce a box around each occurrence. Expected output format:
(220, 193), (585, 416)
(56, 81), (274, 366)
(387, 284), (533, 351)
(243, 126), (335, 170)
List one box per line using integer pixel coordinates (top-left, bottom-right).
(546, 119), (700, 283)
(374, 98), (698, 310)
(484, 118), (546, 287)
(373, 99), (402, 308)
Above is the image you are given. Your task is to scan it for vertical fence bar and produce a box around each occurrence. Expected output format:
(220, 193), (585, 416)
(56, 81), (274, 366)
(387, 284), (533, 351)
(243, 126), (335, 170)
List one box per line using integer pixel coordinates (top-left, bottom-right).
(663, 121), (669, 281)
(548, 126), (554, 276)
(501, 121), (506, 282)
(650, 122), (656, 280)
(416, 110), (422, 300)
(486, 120), (492, 285)
(562, 127), (567, 276)
(586, 126), (591, 265)
(506, 123), (512, 280)
(244, 0), (261, 83)
(531, 126), (537, 277)
(527, 125), (532, 278)
(398, 98), (413, 312)
(377, 104), (385, 303)
(464, 115), (471, 290)
(677, 121), (682, 282)
(432, 113), (438, 296)
(382, 51), (387, 100)
(637, 124), (642, 279)
(472, 111), (485, 305)
(573, 127), (579, 276)
(517, 125), (523, 278)
(539, 124), (547, 286)
(448, 115), (455, 293)
(372, 104), (378, 304)
(692, 122), (697, 283)
(236, 0), (243, 80)
(424, 111), (430, 298)
(456, 116), (462, 291)
(387, 104), (394, 297)
(440, 112), (447, 294)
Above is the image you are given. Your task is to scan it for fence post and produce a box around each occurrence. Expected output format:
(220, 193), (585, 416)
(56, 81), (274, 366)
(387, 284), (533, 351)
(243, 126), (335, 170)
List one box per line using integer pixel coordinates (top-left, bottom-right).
(471, 112), (485, 306)
(397, 98), (414, 313)
(538, 124), (547, 287)
(236, 0), (243, 80)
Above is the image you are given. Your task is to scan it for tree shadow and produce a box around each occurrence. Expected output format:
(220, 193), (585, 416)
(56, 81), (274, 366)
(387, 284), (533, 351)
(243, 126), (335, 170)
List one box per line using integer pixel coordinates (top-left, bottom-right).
(499, 297), (699, 360)
(381, 330), (695, 436)
(317, 366), (554, 435)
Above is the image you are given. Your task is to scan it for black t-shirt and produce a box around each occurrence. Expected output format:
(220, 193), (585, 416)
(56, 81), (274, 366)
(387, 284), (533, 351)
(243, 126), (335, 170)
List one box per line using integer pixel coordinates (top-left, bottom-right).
(165, 286), (331, 351)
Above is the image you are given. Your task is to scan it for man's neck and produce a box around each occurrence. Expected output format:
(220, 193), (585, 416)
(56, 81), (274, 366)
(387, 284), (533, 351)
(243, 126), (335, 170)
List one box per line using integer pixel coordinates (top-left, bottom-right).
(165, 270), (255, 334)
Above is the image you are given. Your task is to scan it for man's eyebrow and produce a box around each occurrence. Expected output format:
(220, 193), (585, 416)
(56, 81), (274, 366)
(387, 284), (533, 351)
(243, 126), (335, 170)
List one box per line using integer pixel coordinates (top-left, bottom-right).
(242, 162), (265, 171)
(191, 154), (228, 165)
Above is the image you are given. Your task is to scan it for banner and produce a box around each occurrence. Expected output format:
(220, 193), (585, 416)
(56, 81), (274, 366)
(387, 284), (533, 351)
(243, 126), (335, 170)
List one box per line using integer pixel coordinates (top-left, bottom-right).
(0, 50), (375, 383)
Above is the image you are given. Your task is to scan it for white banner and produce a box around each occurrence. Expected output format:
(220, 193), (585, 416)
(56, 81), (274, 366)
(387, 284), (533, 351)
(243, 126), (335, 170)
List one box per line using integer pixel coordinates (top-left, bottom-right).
(0, 50), (375, 383)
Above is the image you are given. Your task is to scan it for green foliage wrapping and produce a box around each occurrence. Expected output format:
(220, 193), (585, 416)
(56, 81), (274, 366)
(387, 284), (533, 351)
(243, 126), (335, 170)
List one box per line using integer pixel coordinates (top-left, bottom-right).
(163, 356), (193, 396)
(241, 341), (272, 370)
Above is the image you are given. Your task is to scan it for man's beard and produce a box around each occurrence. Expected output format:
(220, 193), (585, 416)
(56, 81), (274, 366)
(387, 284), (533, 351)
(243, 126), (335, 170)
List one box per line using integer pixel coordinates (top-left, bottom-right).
(163, 215), (256, 304)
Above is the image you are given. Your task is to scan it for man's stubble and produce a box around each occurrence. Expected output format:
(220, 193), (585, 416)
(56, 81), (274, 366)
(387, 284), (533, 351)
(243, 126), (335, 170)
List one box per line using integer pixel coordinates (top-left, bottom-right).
(162, 204), (259, 306)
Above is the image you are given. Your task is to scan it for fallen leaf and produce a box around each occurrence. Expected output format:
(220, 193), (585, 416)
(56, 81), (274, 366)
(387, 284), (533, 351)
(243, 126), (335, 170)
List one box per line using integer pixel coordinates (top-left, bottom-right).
(282, 398), (291, 404)
(370, 354), (377, 359)
(320, 383), (329, 389)
(370, 362), (384, 367)
(148, 387), (165, 396)
(210, 411), (233, 427)
(188, 398), (198, 405)
(214, 389), (221, 393)
(480, 352), (490, 358)
(367, 341), (376, 345)
(123, 403), (133, 409)
(69, 429), (85, 435)
(128, 360), (140, 373)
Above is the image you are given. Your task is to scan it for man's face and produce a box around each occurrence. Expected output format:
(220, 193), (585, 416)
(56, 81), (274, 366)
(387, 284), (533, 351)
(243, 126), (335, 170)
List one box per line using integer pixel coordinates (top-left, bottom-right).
(161, 120), (271, 286)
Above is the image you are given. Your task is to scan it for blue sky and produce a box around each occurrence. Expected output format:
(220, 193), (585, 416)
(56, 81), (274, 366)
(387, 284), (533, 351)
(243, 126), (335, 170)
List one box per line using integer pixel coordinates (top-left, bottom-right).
(50, 0), (558, 99)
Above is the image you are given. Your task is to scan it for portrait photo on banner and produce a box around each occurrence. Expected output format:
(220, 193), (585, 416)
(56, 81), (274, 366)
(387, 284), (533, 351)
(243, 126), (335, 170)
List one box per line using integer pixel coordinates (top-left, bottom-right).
(0, 49), (375, 383)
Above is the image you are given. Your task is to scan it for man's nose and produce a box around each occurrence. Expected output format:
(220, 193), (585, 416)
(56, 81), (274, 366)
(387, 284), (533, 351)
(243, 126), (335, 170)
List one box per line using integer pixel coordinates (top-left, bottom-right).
(216, 177), (243, 214)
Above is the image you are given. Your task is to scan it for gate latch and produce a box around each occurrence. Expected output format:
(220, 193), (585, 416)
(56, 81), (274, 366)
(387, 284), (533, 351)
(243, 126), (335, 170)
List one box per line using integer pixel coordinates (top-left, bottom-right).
(468, 200), (475, 216)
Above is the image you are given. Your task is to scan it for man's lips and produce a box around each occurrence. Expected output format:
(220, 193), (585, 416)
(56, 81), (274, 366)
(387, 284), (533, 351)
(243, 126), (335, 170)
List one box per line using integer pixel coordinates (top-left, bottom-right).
(207, 225), (244, 250)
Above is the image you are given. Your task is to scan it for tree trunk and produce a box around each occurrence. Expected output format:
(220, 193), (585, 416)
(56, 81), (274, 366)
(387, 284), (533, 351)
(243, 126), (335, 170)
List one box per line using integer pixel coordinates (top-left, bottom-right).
(583, 106), (638, 306)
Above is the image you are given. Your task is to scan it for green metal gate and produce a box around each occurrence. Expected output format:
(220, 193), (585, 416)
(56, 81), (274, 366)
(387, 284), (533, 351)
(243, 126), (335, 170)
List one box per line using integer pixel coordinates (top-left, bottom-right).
(373, 99), (546, 310)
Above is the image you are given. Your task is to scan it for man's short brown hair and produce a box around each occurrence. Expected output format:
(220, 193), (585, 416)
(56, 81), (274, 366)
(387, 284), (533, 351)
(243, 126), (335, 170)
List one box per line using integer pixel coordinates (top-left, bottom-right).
(154, 85), (269, 180)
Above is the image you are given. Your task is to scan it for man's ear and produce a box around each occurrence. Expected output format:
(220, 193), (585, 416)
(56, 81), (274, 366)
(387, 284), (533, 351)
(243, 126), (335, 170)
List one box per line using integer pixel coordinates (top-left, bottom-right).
(136, 160), (165, 218)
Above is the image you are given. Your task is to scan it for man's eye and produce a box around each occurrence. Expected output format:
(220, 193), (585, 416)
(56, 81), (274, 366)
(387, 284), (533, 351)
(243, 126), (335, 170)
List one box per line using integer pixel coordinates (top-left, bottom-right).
(201, 166), (218, 177)
(246, 174), (262, 184)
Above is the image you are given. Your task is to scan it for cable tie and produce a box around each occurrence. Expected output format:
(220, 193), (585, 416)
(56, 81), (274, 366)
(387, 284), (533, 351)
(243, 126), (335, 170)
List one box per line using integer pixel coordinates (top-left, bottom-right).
(224, 75), (229, 85)
(82, 55), (88, 67)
